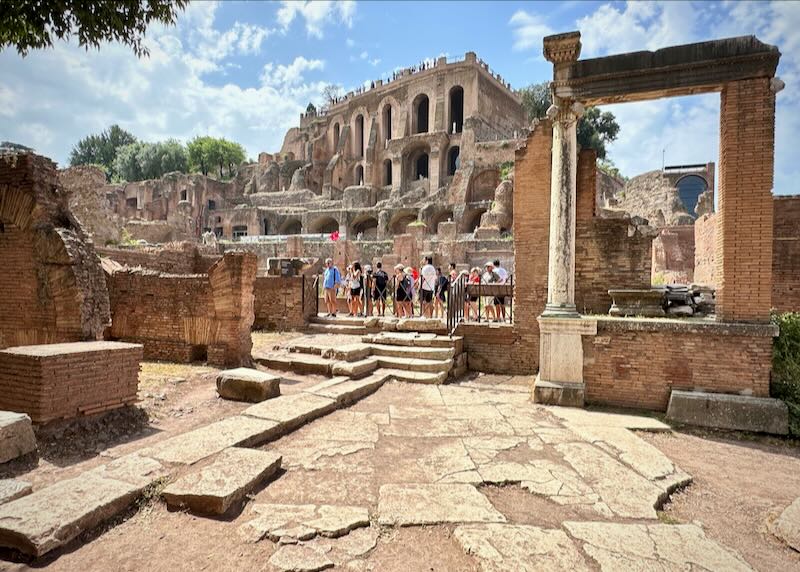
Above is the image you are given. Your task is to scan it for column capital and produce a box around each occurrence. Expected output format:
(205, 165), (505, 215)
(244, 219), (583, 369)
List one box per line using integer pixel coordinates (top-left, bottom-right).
(546, 99), (585, 127)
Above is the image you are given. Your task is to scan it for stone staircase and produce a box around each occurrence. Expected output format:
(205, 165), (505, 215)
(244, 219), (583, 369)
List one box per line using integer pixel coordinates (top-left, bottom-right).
(307, 314), (448, 336)
(254, 331), (465, 385)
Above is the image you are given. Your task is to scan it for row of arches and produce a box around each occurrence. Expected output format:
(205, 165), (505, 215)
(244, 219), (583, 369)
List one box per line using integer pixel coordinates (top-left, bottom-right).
(330, 85), (465, 156)
(351, 145), (460, 188)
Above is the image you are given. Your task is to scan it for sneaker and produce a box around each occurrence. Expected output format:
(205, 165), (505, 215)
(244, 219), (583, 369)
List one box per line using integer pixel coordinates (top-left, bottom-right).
(331, 313), (337, 318)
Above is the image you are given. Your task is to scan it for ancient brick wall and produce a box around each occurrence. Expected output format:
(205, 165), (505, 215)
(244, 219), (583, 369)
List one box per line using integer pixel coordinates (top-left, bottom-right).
(456, 323), (527, 374)
(583, 319), (774, 411)
(96, 243), (221, 274)
(574, 150), (653, 314)
(773, 195), (800, 312)
(693, 213), (717, 287)
(717, 78), (775, 322)
(253, 276), (316, 330)
(0, 152), (110, 349)
(0, 341), (142, 423)
(106, 251), (257, 366)
(651, 225), (695, 284)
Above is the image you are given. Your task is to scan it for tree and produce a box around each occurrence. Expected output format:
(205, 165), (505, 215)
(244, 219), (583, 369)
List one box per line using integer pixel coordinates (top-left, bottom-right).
(306, 102), (317, 115)
(187, 136), (245, 179)
(113, 139), (188, 182)
(517, 81), (621, 161)
(321, 84), (342, 106)
(69, 124), (137, 180)
(1, 0), (188, 57)
(113, 142), (146, 182)
(221, 140), (246, 178)
(187, 136), (212, 177)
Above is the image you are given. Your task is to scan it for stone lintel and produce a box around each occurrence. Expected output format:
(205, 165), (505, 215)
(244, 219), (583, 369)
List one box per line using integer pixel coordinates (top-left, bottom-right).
(538, 315), (597, 336)
(594, 316), (778, 337)
(666, 390), (788, 435)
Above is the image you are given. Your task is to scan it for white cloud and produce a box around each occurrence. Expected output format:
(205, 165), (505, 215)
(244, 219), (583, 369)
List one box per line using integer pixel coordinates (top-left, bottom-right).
(346, 38), (355, 48)
(509, 10), (554, 52)
(0, 3), (327, 164)
(277, 0), (356, 39)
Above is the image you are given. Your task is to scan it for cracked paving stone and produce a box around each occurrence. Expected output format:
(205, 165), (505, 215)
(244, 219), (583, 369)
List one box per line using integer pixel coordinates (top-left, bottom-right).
(240, 503), (369, 543)
(454, 523), (590, 572)
(564, 522), (753, 571)
(377, 483), (506, 526)
(268, 544), (334, 572)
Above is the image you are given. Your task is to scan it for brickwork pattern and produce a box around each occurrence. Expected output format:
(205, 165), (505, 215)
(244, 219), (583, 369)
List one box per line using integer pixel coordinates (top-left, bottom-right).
(0, 341), (142, 423)
(456, 324), (526, 374)
(96, 244), (221, 275)
(772, 195), (800, 312)
(583, 321), (773, 411)
(717, 78), (775, 322)
(693, 213), (718, 286)
(651, 225), (695, 284)
(253, 276), (316, 331)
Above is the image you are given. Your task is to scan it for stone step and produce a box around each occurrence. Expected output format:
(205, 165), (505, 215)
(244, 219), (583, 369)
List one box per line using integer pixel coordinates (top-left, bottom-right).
(309, 323), (368, 335)
(288, 342), (371, 362)
(311, 315), (367, 325)
(162, 448), (282, 515)
(363, 332), (462, 350)
(305, 371), (391, 405)
(367, 343), (455, 361)
(331, 356), (379, 379)
(243, 392), (337, 433)
(379, 368), (449, 385)
(375, 355), (453, 374)
(254, 353), (335, 376)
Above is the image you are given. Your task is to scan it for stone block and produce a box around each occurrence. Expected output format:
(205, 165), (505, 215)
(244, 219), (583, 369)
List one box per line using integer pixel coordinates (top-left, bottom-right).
(243, 393), (337, 433)
(0, 479), (31, 506)
(331, 357), (379, 379)
(775, 497), (800, 551)
(162, 448), (281, 515)
(307, 372), (389, 405)
(0, 411), (36, 464)
(533, 378), (585, 408)
(217, 368), (281, 403)
(666, 390), (788, 435)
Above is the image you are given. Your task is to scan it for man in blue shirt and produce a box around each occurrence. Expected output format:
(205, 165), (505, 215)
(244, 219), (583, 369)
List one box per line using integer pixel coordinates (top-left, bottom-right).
(323, 258), (341, 317)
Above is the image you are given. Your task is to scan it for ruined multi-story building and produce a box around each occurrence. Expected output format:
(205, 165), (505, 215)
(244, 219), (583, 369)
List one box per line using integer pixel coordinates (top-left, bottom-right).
(65, 52), (528, 269)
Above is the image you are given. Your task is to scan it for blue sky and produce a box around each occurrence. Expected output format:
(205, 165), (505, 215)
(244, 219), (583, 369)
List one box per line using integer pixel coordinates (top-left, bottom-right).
(1, 1), (798, 193)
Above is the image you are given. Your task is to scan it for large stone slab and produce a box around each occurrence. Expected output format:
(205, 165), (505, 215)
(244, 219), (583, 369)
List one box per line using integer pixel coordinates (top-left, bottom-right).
(240, 503), (369, 543)
(243, 393), (336, 432)
(216, 367), (281, 403)
(556, 442), (665, 519)
(454, 524), (590, 571)
(0, 479), (31, 506)
(564, 522), (752, 571)
(330, 357), (379, 379)
(377, 484), (505, 525)
(0, 411), (36, 464)
(306, 372), (388, 405)
(268, 544), (333, 572)
(88, 453), (170, 488)
(140, 415), (281, 465)
(0, 472), (139, 556)
(775, 497), (800, 551)
(666, 390), (789, 435)
(162, 448), (281, 515)
(548, 407), (671, 431)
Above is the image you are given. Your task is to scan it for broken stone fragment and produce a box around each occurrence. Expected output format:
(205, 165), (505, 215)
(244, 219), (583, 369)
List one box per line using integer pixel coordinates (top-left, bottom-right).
(216, 367), (281, 403)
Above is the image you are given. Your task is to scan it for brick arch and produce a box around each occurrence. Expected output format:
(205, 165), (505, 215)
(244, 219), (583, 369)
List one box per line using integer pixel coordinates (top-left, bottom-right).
(468, 168), (500, 203)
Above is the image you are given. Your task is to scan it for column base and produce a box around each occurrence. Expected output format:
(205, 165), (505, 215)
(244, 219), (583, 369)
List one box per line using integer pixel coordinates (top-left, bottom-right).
(533, 375), (585, 407)
(542, 303), (579, 318)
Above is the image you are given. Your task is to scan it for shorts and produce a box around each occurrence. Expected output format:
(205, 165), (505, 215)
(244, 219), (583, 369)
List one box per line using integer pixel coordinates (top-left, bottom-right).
(351, 287), (362, 297)
(466, 295), (478, 303)
(494, 296), (506, 306)
(436, 291), (447, 302)
(396, 290), (410, 302)
(421, 289), (434, 303)
(372, 288), (387, 301)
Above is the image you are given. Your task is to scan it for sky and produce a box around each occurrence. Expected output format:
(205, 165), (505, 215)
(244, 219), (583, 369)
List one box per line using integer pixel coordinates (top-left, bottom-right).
(1, 0), (798, 194)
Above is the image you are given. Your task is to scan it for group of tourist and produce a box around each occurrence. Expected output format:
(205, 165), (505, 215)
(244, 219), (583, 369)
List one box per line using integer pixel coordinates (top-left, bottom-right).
(322, 257), (510, 322)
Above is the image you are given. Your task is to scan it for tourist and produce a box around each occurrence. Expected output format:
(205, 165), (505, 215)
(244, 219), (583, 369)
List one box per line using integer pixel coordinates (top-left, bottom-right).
(464, 267), (480, 321)
(372, 262), (389, 317)
(405, 266), (416, 317)
(343, 265), (353, 316)
(493, 259), (509, 322)
(420, 256), (437, 318)
(482, 262), (501, 322)
(351, 262), (364, 317)
(448, 262), (458, 284)
(434, 267), (449, 318)
(322, 258), (341, 317)
(394, 264), (411, 318)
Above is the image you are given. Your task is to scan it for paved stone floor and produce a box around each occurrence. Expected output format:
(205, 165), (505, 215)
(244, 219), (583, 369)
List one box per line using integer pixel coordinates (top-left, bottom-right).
(4, 375), (798, 571)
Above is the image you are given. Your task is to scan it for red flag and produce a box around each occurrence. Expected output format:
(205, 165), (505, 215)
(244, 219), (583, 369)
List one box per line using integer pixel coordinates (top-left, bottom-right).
(329, 230), (340, 241)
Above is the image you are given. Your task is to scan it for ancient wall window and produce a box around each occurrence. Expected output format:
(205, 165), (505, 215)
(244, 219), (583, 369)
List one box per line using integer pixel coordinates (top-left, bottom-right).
(310, 216), (339, 234)
(333, 123), (340, 149)
(263, 218), (269, 235)
(232, 225), (248, 238)
(180, 189), (188, 201)
(355, 164), (364, 186)
(279, 219), (302, 235)
(676, 175), (708, 217)
(383, 159), (393, 186)
(126, 197), (138, 208)
(216, 216), (222, 223)
(414, 94), (429, 134)
(416, 154), (429, 179)
(352, 215), (379, 239)
(447, 146), (460, 176)
(383, 105), (392, 141)
(449, 86), (464, 133)
(207, 199), (216, 210)
(214, 227), (223, 237)
(355, 114), (365, 157)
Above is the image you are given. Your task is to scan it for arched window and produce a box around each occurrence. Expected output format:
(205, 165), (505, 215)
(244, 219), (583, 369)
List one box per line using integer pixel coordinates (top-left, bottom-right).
(447, 146), (460, 176)
(355, 115), (364, 157)
(280, 219), (302, 235)
(449, 86), (464, 133)
(383, 159), (392, 186)
(383, 105), (392, 141)
(414, 94), (429, 134)
(355, 164), (364, 186)
(415, 154), (429, 179)
(333, 123), (340, 149)
(352, 216), (379, 239)
(310, 216), (339, 234)
(676, 175), (708, 216)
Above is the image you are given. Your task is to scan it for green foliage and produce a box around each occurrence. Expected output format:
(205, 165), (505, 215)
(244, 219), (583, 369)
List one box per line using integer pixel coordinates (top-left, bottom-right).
(597, 158), (626, 180)
(517, 81), (621, 161)
(499, 161), (514, 181)
(113, 139), (188, 182)
(771, 312), (800, 435)
(119, 228), (136, 246)
(651, 272), (666, 286)
(1, 0), (188, 57)
(69, 124), (137, 180)
(306, 102), (317, 115)
(187, 136), (245, 179)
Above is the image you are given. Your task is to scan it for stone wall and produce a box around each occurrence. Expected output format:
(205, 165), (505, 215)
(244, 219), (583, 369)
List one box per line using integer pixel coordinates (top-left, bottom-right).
(772, 195), (800, 312)
(651, 225), (695, 285)
(253, 276), (316, 330)
(693, 213), (717, 286)
(106, 251), (256, 366)
(0, 152), (110, 349)
(59, 165), (123, 244)
(0, 341), (142, 424)
(583, 318), (775, 411)
(456, 324), (524, 374)
(96, 242), (221, 274)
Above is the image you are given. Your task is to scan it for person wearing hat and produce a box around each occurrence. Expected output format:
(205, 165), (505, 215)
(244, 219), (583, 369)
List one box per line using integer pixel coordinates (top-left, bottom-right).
(481, 261), (500, 322)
